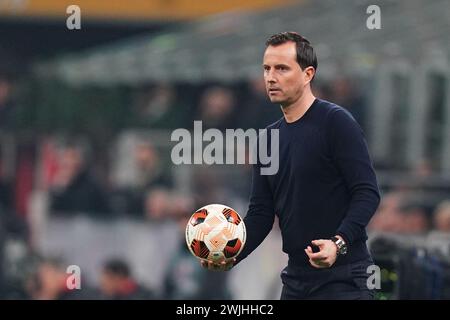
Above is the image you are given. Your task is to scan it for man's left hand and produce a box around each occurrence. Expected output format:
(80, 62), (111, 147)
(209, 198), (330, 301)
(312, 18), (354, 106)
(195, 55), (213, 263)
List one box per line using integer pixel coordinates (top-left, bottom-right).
(304, 239), (338, 268)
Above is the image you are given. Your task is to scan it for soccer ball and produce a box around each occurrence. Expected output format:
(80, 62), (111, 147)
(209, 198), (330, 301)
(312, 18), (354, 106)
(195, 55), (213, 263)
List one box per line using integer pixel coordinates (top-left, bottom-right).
(185, 204), (246, 263)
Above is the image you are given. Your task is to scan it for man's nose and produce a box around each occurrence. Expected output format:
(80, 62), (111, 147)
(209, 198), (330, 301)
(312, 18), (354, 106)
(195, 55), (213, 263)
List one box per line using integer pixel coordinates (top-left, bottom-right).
(265, 71), (277, 84)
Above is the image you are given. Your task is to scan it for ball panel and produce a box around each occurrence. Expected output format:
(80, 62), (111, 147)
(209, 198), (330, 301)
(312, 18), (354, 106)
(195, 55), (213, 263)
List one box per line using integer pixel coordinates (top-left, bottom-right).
(189, 208), (208, 227)
(222, 207), (241, 225)
(209, 232), (228, 250)
(223, 238), (242, 258)
(190, 239), (210, 259)
(210, 251), (225, 263)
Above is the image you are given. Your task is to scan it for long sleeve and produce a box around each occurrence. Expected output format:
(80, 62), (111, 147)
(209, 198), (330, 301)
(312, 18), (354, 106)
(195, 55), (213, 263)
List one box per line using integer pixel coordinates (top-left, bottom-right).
(231, 99), (379, 267)
(328, 109), (381, 245)
(235, 162), (276, 264)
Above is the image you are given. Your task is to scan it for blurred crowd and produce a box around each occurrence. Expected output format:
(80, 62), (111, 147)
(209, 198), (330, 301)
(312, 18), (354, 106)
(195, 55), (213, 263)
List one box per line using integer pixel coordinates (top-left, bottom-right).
(1, 68), (450, 299)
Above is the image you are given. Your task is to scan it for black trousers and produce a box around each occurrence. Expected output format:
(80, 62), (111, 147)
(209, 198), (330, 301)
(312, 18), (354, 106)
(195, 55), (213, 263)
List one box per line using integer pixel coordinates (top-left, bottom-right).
(280, 257), (375, 300)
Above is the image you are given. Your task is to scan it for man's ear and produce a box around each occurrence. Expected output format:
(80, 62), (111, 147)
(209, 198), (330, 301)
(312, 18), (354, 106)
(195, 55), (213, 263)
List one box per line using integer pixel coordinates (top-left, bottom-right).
(304, 66), (316, 84)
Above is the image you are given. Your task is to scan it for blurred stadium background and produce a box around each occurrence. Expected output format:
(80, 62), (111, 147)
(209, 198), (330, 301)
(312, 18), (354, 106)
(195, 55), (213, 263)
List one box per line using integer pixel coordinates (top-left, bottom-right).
(1, 0), (450, 300)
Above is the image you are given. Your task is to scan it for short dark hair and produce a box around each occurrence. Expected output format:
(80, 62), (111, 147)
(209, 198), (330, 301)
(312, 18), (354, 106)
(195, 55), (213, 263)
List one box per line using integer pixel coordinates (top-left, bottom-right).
(40, 256), (65, 271)
(103, 259), (131, 278)
(266, 32), (318, 73)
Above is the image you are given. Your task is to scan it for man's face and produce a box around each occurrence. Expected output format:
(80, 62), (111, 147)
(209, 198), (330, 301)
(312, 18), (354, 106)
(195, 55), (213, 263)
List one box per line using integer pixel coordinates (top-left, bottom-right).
(38, 264), (65, 294)
(263, 42), (309, 106)
(0, 79), (11, 105)
(100, 272), (121, 296)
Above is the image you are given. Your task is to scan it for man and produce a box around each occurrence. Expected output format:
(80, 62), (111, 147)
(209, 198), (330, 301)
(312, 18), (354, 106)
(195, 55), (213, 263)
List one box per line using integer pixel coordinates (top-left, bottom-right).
(49, 143), (110, 216)
(202, 32), (381, 300)
(99, 258), (155, 300)
(0, 74), (15, 130)
(30, 257), (94, 300)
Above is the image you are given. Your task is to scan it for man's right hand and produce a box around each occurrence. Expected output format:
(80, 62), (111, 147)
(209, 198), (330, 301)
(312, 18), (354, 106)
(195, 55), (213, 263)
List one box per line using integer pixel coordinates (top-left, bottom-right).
(200, 258), (236, 271)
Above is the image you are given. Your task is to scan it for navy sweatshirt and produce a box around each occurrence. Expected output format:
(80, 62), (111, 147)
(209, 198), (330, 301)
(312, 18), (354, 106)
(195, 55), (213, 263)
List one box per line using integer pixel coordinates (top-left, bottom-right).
(237, 98), (380, 267)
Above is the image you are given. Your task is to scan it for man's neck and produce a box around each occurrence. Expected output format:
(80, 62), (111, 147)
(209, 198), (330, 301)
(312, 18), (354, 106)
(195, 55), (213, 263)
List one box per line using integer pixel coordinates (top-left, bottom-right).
(281, 91), (316, 123)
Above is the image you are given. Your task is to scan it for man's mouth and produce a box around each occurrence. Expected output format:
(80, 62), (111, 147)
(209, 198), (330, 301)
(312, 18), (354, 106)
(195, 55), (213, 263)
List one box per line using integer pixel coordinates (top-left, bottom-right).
(268, 88), (281, 94)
